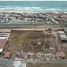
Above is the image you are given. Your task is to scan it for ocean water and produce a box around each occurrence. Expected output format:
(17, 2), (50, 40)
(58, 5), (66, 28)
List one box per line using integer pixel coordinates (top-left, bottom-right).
(0, 1), (67, 12)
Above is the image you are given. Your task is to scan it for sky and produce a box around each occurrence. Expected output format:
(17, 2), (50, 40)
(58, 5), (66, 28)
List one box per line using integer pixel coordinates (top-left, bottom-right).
(0, 0), (67, 1)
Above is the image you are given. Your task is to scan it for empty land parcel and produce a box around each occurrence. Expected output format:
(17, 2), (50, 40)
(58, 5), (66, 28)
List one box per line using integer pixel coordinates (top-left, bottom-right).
(3, 29), (67, 59)
(0, 29), (67, 67)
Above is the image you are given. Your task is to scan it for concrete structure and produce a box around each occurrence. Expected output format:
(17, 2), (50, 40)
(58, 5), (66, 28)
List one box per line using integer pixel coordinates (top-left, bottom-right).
(0, 39), (7, 53)
(0, 33), (10, 53)
(58, 31), (67, 41)
(60, 35), (67, 40)
(0, 33), (10, 40)
(64, 28), (67, 35)
(58, 31), (65, 35)
(13, 61), (26, 67)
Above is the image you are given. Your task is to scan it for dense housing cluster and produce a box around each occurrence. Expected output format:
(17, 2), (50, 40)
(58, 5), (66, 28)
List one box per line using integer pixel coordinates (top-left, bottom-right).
(0, 12), (67, 24)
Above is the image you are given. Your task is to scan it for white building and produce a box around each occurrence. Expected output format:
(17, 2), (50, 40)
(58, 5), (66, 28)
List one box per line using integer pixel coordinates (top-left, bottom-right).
(13, 61), (26, 67)
(58, 31), (67, 41)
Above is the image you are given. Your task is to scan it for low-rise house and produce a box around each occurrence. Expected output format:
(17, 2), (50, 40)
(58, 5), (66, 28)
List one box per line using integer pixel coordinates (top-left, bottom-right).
(0, 33), (10, 53)
(64, 28), (67, 35)
(59, 35), (67, 41)
(54, 15), (64, 21)
(51, 17), (59, 24)
(58, 31), (67, 41)
(36, 19), (43, 22)
(0, 39), (7, 53)
(43, 15), (47, 18)
(28, 18), (32, 21)
(3, 52), (11, 59)
(39, 14), (43, 18)
(58, 31), (65, 35)
(0, 33), (10, 40)
(16, 51), (27, 59)
(57, 51), (65, 59)
(13, 61), (26, 67)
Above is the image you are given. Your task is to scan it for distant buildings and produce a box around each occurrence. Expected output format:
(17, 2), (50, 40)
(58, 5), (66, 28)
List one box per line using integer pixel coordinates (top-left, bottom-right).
(0, 12), (10, 22)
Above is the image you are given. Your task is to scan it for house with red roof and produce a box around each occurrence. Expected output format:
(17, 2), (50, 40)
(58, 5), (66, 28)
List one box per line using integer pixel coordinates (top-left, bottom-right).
(57, 51), (65, 59)
(3, 52), (11, 59)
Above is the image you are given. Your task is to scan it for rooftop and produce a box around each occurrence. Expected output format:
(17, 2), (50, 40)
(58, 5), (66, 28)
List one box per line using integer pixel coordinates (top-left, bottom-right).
(0, 39), (7, 53)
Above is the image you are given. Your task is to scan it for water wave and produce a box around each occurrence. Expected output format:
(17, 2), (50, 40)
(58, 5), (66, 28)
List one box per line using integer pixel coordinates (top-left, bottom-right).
(0, 6), (67, 12)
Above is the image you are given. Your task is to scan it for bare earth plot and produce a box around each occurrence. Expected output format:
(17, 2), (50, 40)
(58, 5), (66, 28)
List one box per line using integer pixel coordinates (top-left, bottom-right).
(4, 30), (57, 54)
(4, 29), (67, 58)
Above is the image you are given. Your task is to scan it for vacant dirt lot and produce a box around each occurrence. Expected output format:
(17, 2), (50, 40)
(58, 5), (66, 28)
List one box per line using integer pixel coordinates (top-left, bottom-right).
(4, 29), (67, 58)
(4, 30), (57, 55)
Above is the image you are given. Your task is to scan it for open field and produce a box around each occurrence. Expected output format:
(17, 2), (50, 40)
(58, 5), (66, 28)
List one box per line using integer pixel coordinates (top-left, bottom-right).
(4, 30), (54, 51)
(4, 29), (58, 58)
(5, 30), (46, 53)
(0, 28), (67, 67)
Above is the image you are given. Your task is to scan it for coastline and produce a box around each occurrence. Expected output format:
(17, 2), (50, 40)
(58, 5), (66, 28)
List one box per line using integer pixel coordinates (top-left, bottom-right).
(0, 10), (67, 13)
(0, 8), (67, 13)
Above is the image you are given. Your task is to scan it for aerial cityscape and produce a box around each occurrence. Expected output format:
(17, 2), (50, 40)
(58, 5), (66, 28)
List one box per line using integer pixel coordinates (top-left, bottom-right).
(0, 1), (67, 67)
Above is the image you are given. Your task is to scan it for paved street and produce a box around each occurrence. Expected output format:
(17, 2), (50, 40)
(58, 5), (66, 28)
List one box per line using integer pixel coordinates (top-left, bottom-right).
(0, 24), (66, 28)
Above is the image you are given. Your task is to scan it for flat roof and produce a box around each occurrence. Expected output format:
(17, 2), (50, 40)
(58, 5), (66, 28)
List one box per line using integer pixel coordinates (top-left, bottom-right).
(58, 31), (65, 34)
(13, 61), (26, 67)
(64, 28), (67, 32)
(4, 52), (11, 58)
(0, 37), (7, 39)
(60, 34), (67, 38)
(0, 49), (3, 53)
(0, 39), (7, 49)
(58, 51), (65, 57)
